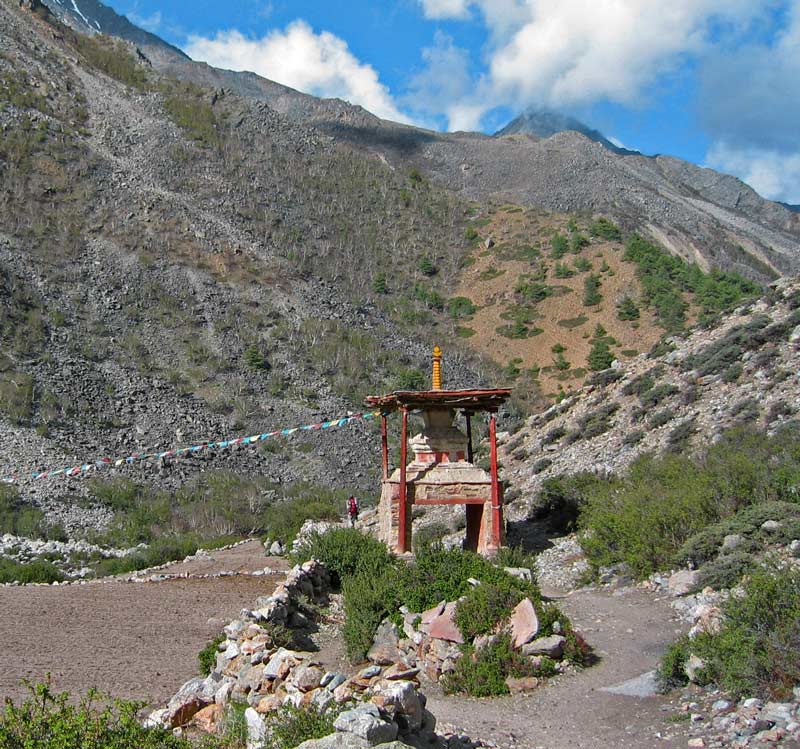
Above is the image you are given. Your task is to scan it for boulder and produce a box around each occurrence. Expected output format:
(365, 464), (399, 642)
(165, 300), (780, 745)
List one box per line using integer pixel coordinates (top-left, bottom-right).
(269, 540), (284, 556)
(426, 602), (463, 644)
(761, 520), (783, 533)
(245, 707), (266, 749)
(419, 601), (446, 627)
(164, 677), (213, 727)
(292, 664), (326, 692)
(264, 648), (301, 679)
(255, 693), (285, 714)
(192, 703), (224, 733)
(667, 569), (700, 596)
(509, 598), (539, 649)
(371, 680), (422, 732)
(333, 703), (399, 745)
(382, 662), (420, 681)
(721, 534), (745, 552)
(521, 635), (565, 659)
(368, 621), (401, 666)
(505, 676), (540, 693)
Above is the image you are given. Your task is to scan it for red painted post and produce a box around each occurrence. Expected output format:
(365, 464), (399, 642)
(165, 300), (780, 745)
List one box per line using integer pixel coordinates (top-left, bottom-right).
(489, 412), (502, 550)
(380, 414), (389, 480)
(465, 412), (474, 463)
(398, 408), (409, 553)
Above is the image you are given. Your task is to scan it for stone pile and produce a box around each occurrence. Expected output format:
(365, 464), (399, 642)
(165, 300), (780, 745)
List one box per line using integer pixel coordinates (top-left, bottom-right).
(153, 559), (484, 749)
(367, 588), (570, 693)
(674, 688), (800, 748)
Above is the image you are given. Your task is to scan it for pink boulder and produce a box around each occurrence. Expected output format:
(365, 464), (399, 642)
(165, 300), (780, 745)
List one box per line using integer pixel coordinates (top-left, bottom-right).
(510, 598), (539, 649)
(427, 602), (464, 644)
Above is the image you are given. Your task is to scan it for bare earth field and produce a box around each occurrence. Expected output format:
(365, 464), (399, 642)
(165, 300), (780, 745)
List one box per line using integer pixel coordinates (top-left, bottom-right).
(0, 540), (287, 707)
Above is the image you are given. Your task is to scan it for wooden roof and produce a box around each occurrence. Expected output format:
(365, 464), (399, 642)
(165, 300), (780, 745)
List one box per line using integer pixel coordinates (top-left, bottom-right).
(365, 388), (512, 413)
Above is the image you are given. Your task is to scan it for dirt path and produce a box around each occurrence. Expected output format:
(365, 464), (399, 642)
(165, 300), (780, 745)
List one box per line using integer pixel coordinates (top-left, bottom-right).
(427, 585), (691, 749)
(0, 541), (286, 707)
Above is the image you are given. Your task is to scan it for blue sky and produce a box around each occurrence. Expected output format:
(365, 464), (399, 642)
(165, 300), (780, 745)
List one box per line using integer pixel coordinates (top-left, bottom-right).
(114, 0), (800, 204)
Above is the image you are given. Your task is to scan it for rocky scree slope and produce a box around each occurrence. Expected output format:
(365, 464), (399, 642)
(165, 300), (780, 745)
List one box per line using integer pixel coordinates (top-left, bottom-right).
(0, 2), (490, 534)
(499, 278), (800, 522)
(37, 0), (800, 283)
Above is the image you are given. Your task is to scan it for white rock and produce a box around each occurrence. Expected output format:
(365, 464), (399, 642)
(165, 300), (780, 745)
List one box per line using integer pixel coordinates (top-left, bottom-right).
(245, 707), (266, 749)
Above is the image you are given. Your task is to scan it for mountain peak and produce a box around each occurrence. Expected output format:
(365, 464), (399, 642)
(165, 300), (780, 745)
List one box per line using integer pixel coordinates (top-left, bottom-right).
(495, 107), (638, 155)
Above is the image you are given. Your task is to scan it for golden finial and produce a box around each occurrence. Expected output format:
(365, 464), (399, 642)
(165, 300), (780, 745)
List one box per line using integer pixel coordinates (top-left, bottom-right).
(432, 345), (443, 390)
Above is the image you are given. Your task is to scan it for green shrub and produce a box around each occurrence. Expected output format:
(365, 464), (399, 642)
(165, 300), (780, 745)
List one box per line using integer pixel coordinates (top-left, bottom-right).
(570, 233), (590, 253)
(542, 426), (567, 444)
(695, 550), (757, 591)
(418, 256), (437, 276)
(576, 402), (619, 439)
(0, 485), (44, 537)
(441, 634), (534, 697)
(413, 522), (449, 550)
(640, 383), (678, 407)
(515, 280), (552, 303)
(573, 256), (592, 272)
(455, 582), (525, 640)
(660, 568), (800, 699)
(589, 218), (621, 240)
(198, 634), (225, 676)
(448, 296), (476, 319)
(616, 296), (640, 321)
(342, 568), (401, 660)
(622, 429), (645, 447)
(550, 233), (569, 258)
(533, 474), (604, 532)
(267, 704), (340, 749)
(722, 362), (743, 383)
(657, 637), (692, 692)
(587, 340), (614, 371)
(372, 273), (388, 294)
(648, 409), (675, 428)
(0, 558), (64, 584)
(582, 274), (602, 306)
(587, 369), (623, 387)
(293, 528), (395, 586)
(553, 262), (575, 278)
(0, 682), (191, 749)
(243, 344), (268, 370)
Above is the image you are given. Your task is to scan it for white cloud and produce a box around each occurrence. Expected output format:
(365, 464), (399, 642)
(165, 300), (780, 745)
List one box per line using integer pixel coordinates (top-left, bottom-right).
(127, 10), (161, 31)
(418, 0), (472, 19)
(707, 143), (800, 205)
(185, 21), (412, 124)
(413, 0), (770, 131)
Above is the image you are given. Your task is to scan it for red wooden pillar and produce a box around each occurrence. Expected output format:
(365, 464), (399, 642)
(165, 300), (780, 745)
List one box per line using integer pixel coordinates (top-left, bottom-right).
(398, 408), (409, 553)
(380, 414), (389, 480)
(465, 412), (474, 463)
(488, 412), (502, 550)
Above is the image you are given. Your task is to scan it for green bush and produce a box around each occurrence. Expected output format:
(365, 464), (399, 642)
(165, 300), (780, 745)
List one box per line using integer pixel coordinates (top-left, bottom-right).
(515, 280), (553, 303)
(441, 634), (535, 697)
(639, 383), (678, 407)
(553, 262), (575, 279)
(0, 485), (44, 537)
(622, 429), (645, 447)
(581, 426), (800, 577)
(550, 233), (569, 258)
(587, 340), (614, 371)
(587, 369), (623, 387)
(198, 634), (225, 676)
(418, 256), (437, 276)
(589, 218), (621, 240)
(0, 558), (64, 584)
(573, 256), (592, 272)
(659, 568), (800, 699)
(623, 235), (759, 331)
(648, 409), (675, 428)
(532, 474), (604, 532)
(342, 568), (401, 661)
(267, 704), (340, 749)
(695, 550), (757, 590)
(455, 582), (526, 640)
(243, 345), (268, 370)
(616, 296), (640, 321)
(582, 274), (602, 306)
(0, 682), (191, 749)
(448, 296), (476, 319)
(292, 528), (395, 586)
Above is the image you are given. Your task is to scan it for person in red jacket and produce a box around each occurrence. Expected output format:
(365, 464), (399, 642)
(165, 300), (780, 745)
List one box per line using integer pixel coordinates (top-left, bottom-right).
(347, 495), (359, 527)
